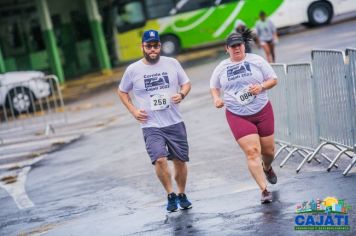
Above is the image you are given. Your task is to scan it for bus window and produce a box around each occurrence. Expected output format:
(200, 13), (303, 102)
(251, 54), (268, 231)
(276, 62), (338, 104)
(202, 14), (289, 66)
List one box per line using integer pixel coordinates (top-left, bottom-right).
(146, 0), (175, 19)
(115, 0), (146, 33)
(177, 0), (215, 13)
(215, 0), (237, 5)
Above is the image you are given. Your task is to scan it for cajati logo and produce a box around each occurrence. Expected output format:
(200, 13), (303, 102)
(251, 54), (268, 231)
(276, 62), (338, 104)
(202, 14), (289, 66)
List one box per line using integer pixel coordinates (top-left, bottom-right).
(294, 197), (352, 231)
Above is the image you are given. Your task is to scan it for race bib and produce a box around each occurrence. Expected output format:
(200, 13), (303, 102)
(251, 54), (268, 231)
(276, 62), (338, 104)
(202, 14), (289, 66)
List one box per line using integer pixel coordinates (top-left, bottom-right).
(150, 93), (170, 111)
(234, 86), (256, 105)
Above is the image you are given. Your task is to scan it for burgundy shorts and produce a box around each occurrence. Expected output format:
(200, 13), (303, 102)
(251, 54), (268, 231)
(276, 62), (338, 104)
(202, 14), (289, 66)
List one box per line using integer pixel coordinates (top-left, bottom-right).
(226, 101), (274, 140)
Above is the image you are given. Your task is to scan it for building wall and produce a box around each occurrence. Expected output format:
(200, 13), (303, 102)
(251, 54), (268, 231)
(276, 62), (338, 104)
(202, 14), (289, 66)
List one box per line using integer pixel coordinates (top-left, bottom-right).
(0, 0), (105, 79)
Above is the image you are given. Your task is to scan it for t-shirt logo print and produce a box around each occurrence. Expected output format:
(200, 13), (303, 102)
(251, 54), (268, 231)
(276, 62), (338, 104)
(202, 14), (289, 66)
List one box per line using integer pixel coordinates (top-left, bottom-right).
(227, 62), (252, 81)
(144, 76), (170, 91)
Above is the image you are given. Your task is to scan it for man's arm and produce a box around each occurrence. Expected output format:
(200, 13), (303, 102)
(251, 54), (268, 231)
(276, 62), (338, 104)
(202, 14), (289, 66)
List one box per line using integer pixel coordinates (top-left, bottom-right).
(117, 89), (147, 123)
(172, 82), (191, 104)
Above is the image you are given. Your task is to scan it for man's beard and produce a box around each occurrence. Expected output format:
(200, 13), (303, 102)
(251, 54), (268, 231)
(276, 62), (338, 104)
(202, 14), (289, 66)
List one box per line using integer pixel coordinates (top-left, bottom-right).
(144, 51), (160, 64)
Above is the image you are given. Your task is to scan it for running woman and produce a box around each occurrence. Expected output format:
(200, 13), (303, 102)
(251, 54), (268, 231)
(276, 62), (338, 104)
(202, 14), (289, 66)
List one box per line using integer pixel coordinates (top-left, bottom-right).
(118, 30), (192, 212)
(255, 11), (278, 63)
(210, 31), (278, 203)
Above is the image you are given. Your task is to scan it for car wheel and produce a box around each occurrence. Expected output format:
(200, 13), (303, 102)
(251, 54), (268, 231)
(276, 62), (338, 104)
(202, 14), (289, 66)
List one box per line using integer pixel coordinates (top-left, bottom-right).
(161, 35), (180, 56)
(6, 87), (35, 115)
(308, 2), (332, 27)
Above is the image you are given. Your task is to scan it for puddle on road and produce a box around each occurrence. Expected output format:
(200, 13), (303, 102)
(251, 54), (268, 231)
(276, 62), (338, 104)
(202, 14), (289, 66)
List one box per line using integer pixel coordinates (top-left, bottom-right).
(1, 175), (17, 184)
(7, 165), (21, 171)
(18, 223), (60, 236)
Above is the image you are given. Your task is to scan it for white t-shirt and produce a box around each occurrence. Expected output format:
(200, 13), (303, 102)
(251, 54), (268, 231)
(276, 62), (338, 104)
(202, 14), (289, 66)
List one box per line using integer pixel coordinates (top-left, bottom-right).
(119, 56), (190, 128)
(210, 54), (277, 116)
(255, 19), (276, 42)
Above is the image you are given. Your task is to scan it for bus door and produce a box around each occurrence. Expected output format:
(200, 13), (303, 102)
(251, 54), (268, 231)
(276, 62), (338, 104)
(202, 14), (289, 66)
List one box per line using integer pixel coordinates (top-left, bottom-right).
(114, 0), (147, 62)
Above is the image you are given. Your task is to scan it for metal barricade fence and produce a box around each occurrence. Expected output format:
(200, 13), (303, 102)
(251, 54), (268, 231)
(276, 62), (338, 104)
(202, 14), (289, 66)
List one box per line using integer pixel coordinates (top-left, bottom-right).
(285, 64), (335, 172)
(344, 48), (356, 175)
(269, 64), (291, 159)
(269, 51), (355, 175)
(307, 50), (355, 174)
(0, 75), (67, 137)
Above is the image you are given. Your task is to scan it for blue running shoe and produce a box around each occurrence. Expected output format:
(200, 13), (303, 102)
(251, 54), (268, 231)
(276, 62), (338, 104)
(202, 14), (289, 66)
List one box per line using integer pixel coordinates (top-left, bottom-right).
(167, 192), (178, 212)
(177, 193), (192, 210)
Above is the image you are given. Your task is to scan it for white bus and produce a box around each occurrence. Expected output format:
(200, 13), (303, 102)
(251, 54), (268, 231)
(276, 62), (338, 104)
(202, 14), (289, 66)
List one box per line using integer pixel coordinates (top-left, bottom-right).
(111, 0), (356, 59)
(270, 0), (356, 28)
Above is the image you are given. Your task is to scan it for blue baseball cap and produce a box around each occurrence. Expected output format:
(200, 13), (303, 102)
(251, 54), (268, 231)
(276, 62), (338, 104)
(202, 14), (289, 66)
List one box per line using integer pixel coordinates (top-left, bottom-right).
(142, 30), (160, 43)
(226, 33), (244, 46)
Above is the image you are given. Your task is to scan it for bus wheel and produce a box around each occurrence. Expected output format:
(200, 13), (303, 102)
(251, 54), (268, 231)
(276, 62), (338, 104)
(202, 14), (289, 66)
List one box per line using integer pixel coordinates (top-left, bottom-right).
(307, 1), (332, 27)
(161, 35), (180, 56)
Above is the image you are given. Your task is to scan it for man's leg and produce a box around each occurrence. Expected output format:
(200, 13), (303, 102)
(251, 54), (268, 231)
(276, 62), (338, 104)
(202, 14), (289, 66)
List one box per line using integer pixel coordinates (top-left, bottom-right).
(237, 134), (267, 191)
(154, 157), (173, 194)
(172, 158), (192, 209)
(172, 158), (187, 194)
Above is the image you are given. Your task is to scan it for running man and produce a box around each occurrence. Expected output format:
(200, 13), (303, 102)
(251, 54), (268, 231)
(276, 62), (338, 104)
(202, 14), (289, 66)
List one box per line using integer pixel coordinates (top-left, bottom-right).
(210, 31), (278, 203)
(117, 30), (192, 212)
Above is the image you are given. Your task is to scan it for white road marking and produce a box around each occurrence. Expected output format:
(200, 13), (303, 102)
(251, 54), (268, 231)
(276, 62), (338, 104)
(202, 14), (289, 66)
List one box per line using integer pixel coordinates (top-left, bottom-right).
(0, 116), (118, 210)
(0, 166), (35, 209)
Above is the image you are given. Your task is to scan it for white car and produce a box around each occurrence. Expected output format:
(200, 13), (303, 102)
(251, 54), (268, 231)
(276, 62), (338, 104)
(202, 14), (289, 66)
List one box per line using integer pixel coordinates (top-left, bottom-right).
(0, 71), (51, 114)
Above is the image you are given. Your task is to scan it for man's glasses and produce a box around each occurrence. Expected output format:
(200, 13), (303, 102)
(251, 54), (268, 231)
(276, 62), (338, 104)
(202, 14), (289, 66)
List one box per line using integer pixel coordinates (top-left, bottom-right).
(144, 44), (161, 50)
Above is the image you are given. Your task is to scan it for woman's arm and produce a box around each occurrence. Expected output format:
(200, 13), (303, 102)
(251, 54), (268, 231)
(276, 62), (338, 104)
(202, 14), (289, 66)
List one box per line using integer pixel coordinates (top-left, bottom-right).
(210, 88), (225, 108)
(249, 78), (277, 95)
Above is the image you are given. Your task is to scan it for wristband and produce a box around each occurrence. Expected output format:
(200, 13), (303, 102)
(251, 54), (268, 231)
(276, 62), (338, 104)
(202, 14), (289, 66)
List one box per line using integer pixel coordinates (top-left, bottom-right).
(179, 92), (185, 100)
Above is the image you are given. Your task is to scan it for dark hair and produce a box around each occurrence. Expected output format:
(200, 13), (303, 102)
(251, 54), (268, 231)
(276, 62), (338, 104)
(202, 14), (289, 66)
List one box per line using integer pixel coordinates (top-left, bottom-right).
(238, 28), (254, 48)
(259, 11), (266, 17)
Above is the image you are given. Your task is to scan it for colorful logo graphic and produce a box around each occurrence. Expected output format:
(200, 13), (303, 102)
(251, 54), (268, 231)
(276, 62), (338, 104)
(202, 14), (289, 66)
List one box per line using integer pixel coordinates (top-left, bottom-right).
(144, 72), (170, 92)
(227, 62), (252, 81)
(294, 197), (352, 231)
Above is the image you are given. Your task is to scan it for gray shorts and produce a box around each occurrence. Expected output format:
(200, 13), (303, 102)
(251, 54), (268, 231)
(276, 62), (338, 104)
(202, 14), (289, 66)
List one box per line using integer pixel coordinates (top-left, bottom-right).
(142, 122), (189, 164)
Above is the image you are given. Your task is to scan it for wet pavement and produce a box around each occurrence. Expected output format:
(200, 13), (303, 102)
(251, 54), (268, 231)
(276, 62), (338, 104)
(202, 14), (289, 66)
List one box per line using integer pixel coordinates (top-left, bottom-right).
(1, 19), (356, 235)
(1, 62), (355, 234)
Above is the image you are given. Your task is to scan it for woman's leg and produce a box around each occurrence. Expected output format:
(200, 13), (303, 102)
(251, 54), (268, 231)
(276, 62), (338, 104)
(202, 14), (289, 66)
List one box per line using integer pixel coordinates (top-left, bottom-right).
(237, 134), (267, 191)
(260, 134), (275, 170)
(268, 42), (276, 63)
(262, 43), (273, 63)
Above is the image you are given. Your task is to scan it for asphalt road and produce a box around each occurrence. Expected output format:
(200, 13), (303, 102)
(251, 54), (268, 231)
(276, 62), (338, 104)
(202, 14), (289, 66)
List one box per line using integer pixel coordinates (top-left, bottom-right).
(1, 18), (356, 236)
